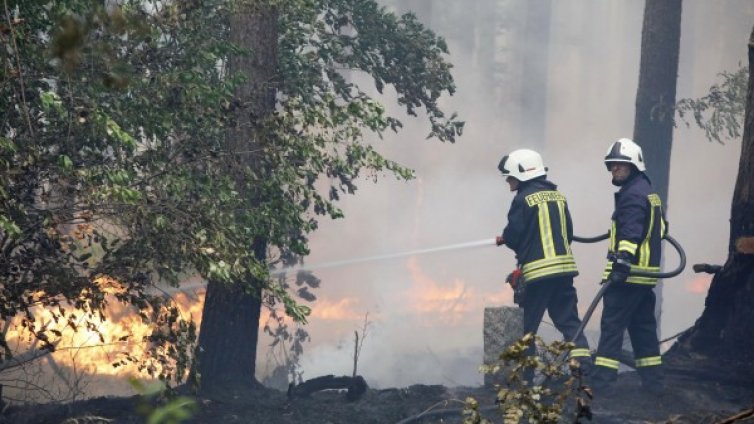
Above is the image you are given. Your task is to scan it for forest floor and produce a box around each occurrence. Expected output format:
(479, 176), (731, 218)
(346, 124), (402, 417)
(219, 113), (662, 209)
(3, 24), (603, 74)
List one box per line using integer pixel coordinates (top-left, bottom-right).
(3, 354), (754, 423)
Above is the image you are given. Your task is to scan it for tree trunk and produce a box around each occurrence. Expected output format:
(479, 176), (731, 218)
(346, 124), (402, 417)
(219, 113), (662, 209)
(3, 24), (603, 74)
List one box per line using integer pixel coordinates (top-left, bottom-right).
(632, 0), (682, 337)
(196, 4), (278, 393)
(633, 0), (682, 204)
(519, 0), (551, 150)
(671, 26), (754, 365)
(474, 0), (496, 98)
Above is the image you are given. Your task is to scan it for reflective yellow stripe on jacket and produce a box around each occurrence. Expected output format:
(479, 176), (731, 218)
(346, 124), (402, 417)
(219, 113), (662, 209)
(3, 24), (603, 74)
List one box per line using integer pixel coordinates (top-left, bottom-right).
(522, 191), (577, 283)
(602, 262), (661, 285)
(523, 256), (578, 282)
(604, 193), (664, 286)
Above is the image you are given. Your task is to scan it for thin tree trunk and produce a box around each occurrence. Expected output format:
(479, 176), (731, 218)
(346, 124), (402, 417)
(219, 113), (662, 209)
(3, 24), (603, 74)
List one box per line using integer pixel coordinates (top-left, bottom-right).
(632, 0), (682, 336)
(196, 4), (278, 393)
(474, 0), (496, 96)
(633, 0), (682, 204)
(520, 0), (551, 150)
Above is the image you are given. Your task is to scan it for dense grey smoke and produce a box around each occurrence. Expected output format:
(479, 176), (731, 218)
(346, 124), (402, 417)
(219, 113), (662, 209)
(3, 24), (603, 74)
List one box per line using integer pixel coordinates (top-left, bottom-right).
(268, 1), (754, 388)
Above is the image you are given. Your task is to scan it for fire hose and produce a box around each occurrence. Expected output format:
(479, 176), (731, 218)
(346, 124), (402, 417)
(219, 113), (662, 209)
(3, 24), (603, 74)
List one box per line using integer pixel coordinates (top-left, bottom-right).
(569, 233), (686, 347)
(528, 233), (686, 387)
(394, 234), (687, 424)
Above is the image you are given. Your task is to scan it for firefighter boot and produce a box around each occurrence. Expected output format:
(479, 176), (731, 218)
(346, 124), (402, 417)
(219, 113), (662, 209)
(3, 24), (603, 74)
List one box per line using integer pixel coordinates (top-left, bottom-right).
(589, 367), (617, 397)
(638, 367), (664, 396)
(575, 358), (593, 386)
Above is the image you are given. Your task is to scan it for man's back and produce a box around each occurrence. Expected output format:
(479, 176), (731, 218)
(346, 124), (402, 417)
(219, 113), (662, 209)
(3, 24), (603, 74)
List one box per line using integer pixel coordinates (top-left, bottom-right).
(503, 178), (578, 284)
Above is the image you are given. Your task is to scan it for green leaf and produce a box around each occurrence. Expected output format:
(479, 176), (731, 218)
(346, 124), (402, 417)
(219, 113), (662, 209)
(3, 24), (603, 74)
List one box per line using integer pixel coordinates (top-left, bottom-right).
(97, 112), (138, 149)
(0, 215), (21, 237)
(58, 154), (73, 170)
(154, 215), (167, 229)
(0, 137), (17, 153)
(1, 0), (463, 389)
(40, 90), (64, 114)
(146, 397), (197, 424)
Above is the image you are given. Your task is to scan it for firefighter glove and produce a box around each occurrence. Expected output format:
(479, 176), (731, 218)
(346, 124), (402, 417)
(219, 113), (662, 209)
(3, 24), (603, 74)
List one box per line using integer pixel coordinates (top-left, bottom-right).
(608, 259), (631, 285)
(505, 272), (514, 286)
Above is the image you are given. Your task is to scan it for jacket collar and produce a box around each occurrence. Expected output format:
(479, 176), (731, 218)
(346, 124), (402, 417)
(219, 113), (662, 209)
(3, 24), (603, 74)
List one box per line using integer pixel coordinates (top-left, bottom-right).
(618, 172), (649, 193)
(520, 177), (557, 192)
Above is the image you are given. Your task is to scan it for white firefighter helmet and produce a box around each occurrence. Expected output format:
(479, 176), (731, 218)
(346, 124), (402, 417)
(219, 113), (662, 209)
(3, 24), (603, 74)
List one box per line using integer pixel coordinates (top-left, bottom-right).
(604, 138), (646, 172)
(497, 149), (547, 181)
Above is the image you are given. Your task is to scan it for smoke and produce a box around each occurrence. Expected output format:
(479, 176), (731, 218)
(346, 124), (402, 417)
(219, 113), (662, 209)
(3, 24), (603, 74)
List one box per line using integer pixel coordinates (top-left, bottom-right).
(277, 0), (754, 388)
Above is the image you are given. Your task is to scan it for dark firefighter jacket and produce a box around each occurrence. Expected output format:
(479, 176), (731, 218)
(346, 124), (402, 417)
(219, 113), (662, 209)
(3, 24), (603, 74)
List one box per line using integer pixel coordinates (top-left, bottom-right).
(502, 178), (578, 283)
(602, 172), (668, 285)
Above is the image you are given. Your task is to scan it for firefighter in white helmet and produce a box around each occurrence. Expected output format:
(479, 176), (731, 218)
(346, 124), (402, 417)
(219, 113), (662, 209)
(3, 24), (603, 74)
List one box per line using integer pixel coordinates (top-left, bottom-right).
(495, 149), (591, 379)
(592, 138), (667, 395)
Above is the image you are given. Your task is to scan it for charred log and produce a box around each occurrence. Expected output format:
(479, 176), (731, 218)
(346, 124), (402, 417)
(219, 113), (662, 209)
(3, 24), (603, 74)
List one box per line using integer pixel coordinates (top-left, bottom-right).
(692, 263), (723, 274)
(287, 375), (367, 402)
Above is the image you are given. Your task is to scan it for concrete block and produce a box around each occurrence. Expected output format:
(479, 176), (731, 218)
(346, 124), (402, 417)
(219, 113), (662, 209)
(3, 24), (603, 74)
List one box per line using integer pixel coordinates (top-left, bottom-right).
(483, 306), (523, 386)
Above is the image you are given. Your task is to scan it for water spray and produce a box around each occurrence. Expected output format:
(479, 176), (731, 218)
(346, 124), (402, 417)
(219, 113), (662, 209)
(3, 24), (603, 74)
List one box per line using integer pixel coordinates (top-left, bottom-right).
(273, 238), (497, 276)
(165, 238), (497, 293)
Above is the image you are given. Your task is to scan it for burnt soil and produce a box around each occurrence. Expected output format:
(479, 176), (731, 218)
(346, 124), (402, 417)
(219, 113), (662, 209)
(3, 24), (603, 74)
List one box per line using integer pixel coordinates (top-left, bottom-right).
(3, 356), (754, 424)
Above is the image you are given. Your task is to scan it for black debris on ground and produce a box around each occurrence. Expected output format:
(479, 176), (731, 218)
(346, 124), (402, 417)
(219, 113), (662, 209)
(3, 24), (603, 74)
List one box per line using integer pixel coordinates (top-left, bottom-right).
(3, 366), (754, 424)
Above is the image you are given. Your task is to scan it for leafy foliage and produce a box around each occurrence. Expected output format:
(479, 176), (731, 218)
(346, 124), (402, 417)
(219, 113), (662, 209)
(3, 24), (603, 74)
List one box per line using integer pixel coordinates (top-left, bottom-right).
(130, 378), (197, 424)
(473, 334), (592, 424)
(675, 66), (747, 144)
(1, 0), (462, 388)
(1, 0), (228, 384)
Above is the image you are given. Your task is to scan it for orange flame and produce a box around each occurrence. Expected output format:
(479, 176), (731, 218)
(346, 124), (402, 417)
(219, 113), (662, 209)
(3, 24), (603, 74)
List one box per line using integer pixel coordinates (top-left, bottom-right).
(405, 257), (476, 324)
(4, 278), (205, 378)
(686, 274), (712, 295)
(310, 297), (362, 320)
(5, 264), (513, 382)
(485, 289), (514, 305)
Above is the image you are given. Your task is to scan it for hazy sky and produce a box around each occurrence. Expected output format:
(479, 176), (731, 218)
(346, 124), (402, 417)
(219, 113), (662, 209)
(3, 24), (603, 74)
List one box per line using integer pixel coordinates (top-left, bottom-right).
(270, 1), (754, 388)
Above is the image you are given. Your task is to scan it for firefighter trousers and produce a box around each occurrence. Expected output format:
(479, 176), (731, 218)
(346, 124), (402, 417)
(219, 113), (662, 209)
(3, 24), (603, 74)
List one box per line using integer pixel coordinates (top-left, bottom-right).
(522, 276), (591, 370)
(593, 283), (662, 386)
